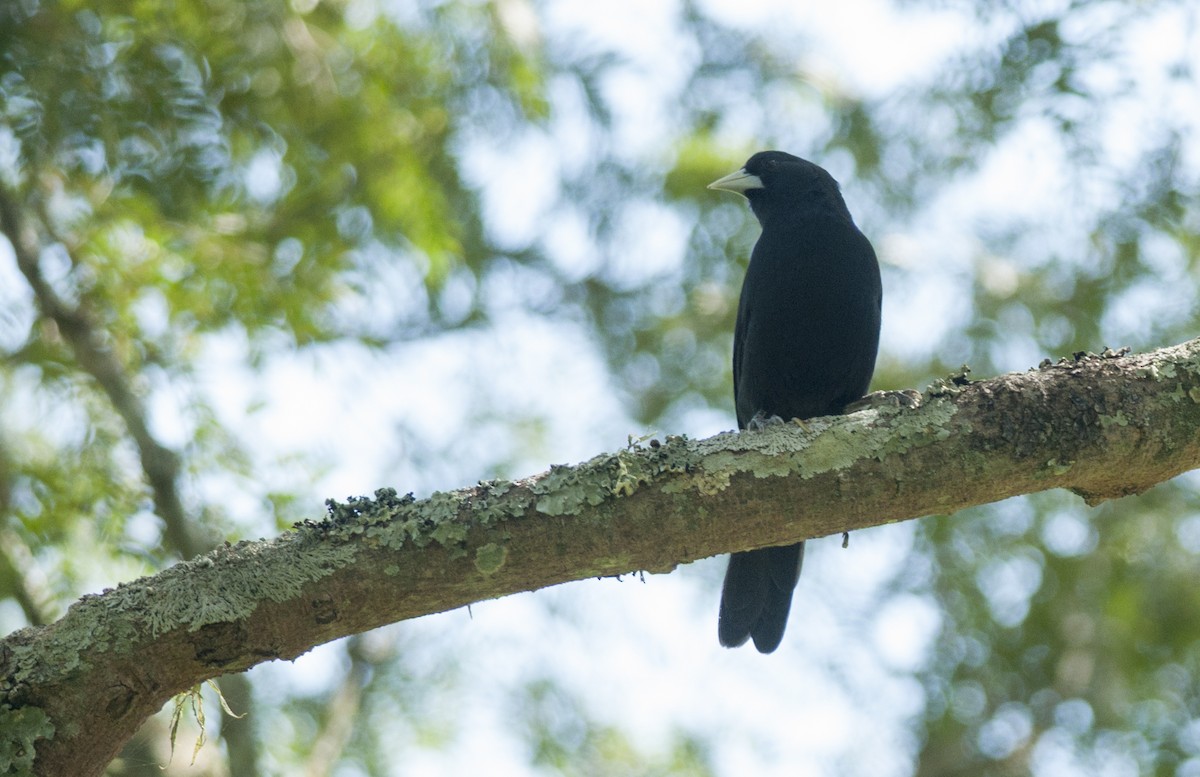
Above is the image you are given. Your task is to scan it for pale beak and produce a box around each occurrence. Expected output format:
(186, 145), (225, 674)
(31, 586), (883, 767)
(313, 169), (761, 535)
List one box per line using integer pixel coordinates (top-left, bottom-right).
(708, 168), (763, 197)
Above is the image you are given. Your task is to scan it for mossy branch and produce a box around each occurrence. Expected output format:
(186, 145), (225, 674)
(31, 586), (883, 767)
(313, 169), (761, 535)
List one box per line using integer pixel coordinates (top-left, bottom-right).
(4, 339), (1200, 776)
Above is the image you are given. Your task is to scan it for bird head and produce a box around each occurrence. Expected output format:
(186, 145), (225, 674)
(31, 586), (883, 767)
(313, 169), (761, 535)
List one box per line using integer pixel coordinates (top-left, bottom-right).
(708, 151), (853, 225)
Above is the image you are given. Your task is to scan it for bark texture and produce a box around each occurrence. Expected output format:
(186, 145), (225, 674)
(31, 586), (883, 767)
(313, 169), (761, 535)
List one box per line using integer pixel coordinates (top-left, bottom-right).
(4, 339), (1200, 776)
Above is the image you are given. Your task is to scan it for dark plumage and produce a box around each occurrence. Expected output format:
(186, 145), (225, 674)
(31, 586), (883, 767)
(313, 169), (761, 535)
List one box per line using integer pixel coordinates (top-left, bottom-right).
(708, 151), (881, 653)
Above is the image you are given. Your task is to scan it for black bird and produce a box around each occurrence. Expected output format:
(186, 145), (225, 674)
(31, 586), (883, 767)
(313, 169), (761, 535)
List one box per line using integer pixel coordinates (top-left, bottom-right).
(708, 151), (881, 653)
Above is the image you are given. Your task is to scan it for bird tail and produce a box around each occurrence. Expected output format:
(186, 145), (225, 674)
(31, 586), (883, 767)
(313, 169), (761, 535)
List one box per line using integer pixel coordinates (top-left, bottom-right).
(717, 542), (804, 653)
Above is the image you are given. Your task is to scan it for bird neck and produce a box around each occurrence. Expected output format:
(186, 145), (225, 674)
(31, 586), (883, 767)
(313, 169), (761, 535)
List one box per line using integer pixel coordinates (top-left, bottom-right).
(748, 190), (855, 228)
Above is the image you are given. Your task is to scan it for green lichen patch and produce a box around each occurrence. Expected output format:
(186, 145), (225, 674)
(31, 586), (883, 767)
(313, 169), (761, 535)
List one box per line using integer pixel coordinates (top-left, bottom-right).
(339, 488), (460, 551)
(673, 398), (960, 494)
(332, 482), (530, 555)
(0, 531), (362, 692)
(0, 703), (54, 775)
(329, 434), (705, 546)
(1100, 411), (1131, 429)
(322, 488), (415, 530)
(474, 543), (508, 576)
(142, 535), (359, 635)
(524, 435), (699, 515)
(473, 480), (528, 525)
(531, 459), (614, 517)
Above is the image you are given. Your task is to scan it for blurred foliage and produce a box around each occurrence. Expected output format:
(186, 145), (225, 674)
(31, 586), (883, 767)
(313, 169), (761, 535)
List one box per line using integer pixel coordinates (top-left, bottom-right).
(518, 678), (715, 777)
(3, 0), (1200, 775)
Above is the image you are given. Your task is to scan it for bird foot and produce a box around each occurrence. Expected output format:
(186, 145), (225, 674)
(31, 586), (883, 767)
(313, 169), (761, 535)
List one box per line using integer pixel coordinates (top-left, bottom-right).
(746, 411), (786, 431)
(747, 411), (811, 432)
(844, 389), (922, 414)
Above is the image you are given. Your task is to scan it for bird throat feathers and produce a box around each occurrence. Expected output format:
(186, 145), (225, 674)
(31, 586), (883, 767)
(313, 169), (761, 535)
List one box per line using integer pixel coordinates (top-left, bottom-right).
(746, 185), (856, 228)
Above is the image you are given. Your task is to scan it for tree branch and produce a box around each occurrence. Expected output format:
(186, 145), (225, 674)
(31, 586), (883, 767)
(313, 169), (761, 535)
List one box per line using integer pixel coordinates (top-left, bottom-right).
(0, 187), (202, 559)
(4, 338), (1200, 775)
(1, 186), (262, 776)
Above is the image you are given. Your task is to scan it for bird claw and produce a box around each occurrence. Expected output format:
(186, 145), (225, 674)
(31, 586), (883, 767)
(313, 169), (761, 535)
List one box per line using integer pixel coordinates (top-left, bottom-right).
(747, 411), (811, 432)
(844, 389), (922, 414)
(746, 411), (786, 431)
